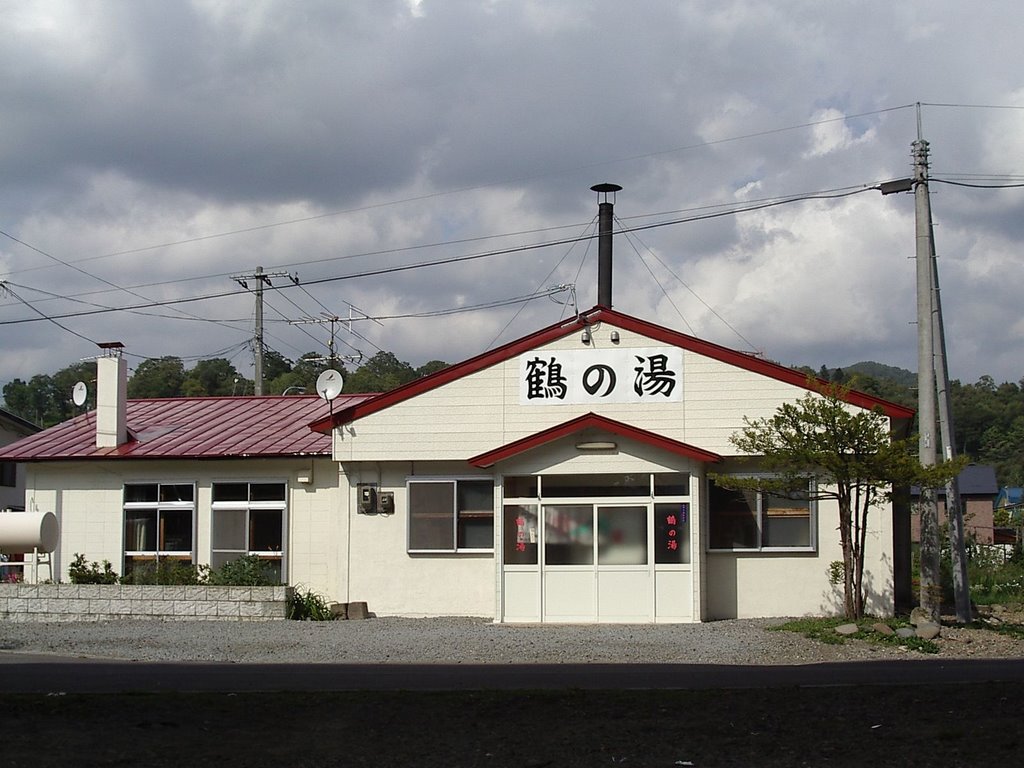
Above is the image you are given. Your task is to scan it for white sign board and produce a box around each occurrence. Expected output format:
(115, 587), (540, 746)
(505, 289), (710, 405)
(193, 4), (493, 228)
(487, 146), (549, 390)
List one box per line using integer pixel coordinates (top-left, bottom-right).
(519, 347), (682, 405)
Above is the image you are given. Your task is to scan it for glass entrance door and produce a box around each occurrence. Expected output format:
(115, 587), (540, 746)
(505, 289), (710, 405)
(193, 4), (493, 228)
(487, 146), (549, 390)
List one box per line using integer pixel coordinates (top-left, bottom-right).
(541, 503), (652, 622)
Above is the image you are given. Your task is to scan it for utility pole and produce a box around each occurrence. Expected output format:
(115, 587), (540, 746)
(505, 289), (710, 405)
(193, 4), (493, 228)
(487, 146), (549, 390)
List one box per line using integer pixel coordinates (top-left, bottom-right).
(912, 136), (942, 621)
(231, 266), (289, 396)
(929, 180), (972, 623)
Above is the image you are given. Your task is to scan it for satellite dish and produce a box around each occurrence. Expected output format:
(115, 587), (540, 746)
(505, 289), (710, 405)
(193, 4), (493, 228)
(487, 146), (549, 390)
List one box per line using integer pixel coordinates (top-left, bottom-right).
(72, 381), (88, 407)
(315, 369), (344, 401)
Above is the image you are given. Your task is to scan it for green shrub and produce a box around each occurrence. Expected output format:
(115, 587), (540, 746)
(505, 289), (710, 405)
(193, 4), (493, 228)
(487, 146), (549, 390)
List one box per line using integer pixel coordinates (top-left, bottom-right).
(67, 554), (119, 584)
(121, 560), (210, 585)
(208, 554), (278, 587)
(288, 588), (334, 620)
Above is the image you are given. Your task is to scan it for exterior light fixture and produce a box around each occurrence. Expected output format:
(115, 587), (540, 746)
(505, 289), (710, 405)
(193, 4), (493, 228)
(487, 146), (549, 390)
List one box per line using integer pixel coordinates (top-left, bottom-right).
(878, 178), (914, 195)
(610, 330), (620, 344)
(581, 326), (592, 344)
(575, 441), (617, 451)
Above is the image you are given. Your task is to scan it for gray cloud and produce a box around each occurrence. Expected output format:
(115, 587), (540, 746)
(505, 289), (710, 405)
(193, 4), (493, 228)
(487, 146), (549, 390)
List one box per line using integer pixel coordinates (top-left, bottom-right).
(1, 0), (1022, 393)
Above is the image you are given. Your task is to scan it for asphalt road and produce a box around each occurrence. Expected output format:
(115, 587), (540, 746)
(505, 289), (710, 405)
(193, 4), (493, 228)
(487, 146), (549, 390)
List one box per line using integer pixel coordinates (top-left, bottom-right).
(4, 654), (1024, 693)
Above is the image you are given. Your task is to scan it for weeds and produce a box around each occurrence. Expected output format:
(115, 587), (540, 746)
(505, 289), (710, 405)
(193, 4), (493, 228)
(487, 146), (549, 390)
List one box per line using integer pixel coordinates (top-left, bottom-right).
(770, 617), (939, 654)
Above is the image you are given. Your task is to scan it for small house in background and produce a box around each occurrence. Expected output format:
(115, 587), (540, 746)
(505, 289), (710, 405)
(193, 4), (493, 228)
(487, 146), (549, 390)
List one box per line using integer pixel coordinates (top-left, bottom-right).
(994, 487), (1024, 545)
(1, 408), (41, 512)
(910, 464), (999, 544)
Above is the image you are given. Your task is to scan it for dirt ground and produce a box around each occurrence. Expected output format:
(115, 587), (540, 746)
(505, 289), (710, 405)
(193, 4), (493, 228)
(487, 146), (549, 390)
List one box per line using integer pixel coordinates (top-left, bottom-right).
(4, 682), (1023, 768)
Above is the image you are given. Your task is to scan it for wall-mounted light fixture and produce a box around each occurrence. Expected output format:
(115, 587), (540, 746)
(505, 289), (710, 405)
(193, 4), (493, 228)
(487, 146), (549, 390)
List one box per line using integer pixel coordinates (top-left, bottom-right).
(610, 330), (620, 344)
(575, 440), (617, 451)
(581, 326), (592, 344)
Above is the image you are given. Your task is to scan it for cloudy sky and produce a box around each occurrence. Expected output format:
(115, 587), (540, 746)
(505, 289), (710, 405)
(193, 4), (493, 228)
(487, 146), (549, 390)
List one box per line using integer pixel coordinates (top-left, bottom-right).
(2, 0), (1022, 398)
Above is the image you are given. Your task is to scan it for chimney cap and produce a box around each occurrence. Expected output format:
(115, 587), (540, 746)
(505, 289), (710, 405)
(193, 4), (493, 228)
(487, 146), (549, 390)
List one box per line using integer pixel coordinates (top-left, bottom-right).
(97, 341), (125, 357)
(590, 183), (622, 194)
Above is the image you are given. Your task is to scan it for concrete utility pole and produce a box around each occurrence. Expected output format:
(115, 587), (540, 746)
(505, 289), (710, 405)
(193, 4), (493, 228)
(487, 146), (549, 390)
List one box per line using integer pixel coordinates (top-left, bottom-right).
(913, 137), (942, 621)
(928, 182), (972, 624)
(231, 266), (289, 396)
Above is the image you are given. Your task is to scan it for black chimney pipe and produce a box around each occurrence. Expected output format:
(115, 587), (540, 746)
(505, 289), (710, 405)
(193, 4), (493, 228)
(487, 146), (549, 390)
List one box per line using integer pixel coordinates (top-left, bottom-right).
(591, 183), (621, 309)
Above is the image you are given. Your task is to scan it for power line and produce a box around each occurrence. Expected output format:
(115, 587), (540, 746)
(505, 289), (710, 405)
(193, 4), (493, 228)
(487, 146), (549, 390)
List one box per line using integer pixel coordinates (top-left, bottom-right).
(0, 182), (910, 328)
(0, 104), (921, 281)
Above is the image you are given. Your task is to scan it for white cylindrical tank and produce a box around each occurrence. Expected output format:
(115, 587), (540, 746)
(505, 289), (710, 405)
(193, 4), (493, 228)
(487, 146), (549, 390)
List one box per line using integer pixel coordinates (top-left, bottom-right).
(0, 511), (59, 553)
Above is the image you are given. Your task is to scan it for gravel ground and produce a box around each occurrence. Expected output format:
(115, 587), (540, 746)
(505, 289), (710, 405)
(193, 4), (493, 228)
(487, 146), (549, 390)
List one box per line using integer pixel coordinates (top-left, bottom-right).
(3, 614), (1024, 664)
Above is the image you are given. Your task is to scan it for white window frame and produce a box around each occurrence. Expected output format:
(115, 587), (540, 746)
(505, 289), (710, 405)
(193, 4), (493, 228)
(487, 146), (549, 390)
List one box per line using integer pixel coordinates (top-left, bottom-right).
(406, 477), (495, 554)
(122, 482), (197, 571)
(211, 480), (288, 578)
(706, 476), (818, 553)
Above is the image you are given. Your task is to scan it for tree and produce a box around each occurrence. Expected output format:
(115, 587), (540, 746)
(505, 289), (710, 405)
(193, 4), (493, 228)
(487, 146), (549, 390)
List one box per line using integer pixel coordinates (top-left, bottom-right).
(415, 360), (449, 378)
(714, 381), (962, 620)
(344, 352), (416, 393)
(128, 357), (185, 399)
(183, 359), (243, 397)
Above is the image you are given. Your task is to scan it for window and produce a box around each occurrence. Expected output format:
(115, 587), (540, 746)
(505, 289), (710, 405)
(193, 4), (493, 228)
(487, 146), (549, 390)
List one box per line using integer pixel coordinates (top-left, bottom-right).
(654, 502), (691, 564)
(1, 461), (16, 487)
(211, 481), (286, 581)
(408, 478), (494, 553)
(708, 477), (814, 551)
(503, 504), (539, 564)
(123, 483), (195, 576)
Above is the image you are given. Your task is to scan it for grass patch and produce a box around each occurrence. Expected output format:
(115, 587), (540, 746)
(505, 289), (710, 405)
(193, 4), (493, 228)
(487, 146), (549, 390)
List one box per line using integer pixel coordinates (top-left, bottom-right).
(769, 616), (939, 654)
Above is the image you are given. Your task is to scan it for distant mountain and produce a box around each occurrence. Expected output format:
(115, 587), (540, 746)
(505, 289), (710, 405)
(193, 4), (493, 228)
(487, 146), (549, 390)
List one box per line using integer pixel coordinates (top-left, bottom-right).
(842, 362), (916, 388)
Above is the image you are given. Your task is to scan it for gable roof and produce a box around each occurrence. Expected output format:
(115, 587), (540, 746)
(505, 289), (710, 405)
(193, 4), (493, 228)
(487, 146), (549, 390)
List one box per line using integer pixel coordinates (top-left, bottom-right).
(911, 464), (999, 498)
(468, 412), (724, 468)
(310, 305), (915, 432)
(0, 395), (372, 462)
(0, 407), (41, 437)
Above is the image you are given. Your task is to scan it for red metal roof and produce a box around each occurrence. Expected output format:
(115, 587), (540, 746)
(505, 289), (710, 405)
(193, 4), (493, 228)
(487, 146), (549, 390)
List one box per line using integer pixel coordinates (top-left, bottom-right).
(468, 413), (724, 468)
(0, 395), (373, 462)
(310, 305), (916, 432)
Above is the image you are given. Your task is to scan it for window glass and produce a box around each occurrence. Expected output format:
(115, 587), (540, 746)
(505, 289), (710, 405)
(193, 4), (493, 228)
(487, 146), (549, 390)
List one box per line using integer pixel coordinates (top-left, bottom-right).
(212, 509), (247, 550)
(456, 480), (494, 549)
(212, 483), (248, 502)
(0, 461), (16, 487)
(160, 509), (193, 552)
(125, 509), (157, 552)
(124, 484), (158, 504)
(542, 473), (649, 498)
(409, 482), (455, 551)
(597, 506), (647, 565)
(250, 509), (284, 552)
(503, 475), (537, 498)
(159, 484), (194, 503)
(654, 502), (691, 564)
(250, 483), (287, 502)
(503, 504), (539, 565)
(708, 481), (758, 549)
(544, 504), (593, 565)
(762, 493), (811, 548)
(654, 473), (689, 497)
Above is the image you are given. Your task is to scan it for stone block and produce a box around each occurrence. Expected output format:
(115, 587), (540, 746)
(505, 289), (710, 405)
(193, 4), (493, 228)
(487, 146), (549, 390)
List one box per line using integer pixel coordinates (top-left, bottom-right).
(217, 602), (241, 617)
(192, 599), (217, 617)
(172, 601), (197, 616)
(348, 601), (370, 620)
(6, 598), (28, 613)
(329, 602), (348, 619)
(89, 599), (113, 614)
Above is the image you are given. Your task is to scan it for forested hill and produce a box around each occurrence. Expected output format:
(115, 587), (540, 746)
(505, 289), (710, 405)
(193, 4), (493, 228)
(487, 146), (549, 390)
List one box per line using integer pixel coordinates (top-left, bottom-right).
(4, 354), (1022, 486)
(799, 362), (1023, 487)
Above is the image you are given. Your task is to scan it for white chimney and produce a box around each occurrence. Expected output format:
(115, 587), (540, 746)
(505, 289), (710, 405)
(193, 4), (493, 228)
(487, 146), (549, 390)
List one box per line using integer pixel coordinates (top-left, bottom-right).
(96, 354), (128, 448)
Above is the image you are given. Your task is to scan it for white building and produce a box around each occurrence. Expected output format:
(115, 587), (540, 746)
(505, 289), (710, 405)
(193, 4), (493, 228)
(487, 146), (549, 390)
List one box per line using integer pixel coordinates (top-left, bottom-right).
(0, 307), (913, 622)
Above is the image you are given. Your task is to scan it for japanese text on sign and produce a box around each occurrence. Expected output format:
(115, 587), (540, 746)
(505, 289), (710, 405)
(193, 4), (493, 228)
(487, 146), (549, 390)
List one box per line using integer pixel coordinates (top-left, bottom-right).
(519, 347), (682, 405)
